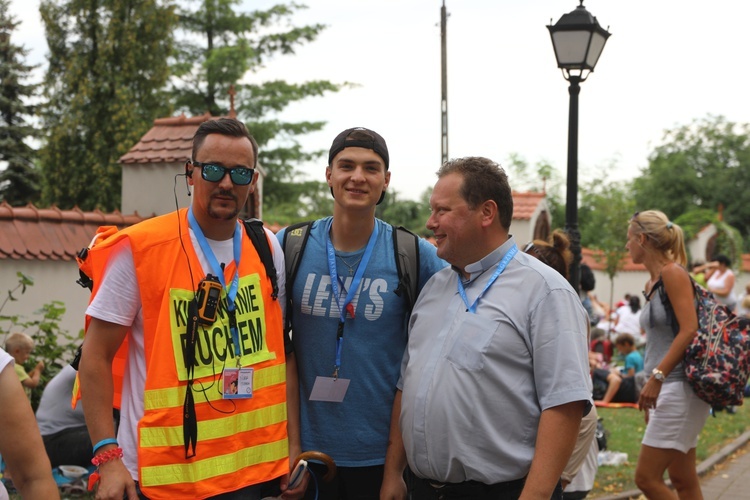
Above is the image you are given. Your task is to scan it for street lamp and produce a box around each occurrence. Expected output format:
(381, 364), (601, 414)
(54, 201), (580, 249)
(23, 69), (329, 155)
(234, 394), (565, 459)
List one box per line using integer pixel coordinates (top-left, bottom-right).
(548, 1), (610, 293)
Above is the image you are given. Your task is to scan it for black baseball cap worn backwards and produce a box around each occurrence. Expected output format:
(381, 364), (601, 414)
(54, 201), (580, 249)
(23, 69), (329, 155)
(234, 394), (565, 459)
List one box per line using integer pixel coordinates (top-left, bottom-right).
(328, 127), (390, 170)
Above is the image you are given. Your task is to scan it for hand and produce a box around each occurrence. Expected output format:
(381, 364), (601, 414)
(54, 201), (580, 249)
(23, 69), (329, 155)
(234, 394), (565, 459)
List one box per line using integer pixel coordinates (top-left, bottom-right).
(94, 459), (137, 500)
(278, 470), (309, 500)
(34, 360), (45, 372)
(638, 376), (662, 412)
(380, 473), (407, 500)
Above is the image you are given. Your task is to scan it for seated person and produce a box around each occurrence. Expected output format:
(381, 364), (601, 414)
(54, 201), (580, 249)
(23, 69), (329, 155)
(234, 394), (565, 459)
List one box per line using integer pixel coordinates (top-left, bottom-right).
(592, 369), (638, 404)
(35, 365), (92, 468)
(589, 327), (613, 364)
(4, 333), (44, 399)
(614, 333), (643, 376)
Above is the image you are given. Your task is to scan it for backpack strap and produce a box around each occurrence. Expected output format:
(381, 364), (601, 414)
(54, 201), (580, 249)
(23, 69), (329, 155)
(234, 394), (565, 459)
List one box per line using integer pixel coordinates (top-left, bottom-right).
(282, 221), (313, 334)
(242, 218), (278, 300)
(392, 225), (420, 311)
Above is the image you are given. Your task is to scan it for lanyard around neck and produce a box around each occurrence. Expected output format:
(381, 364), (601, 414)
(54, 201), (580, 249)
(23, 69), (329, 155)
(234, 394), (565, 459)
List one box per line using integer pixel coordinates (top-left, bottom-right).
(188, 207), (243, 361)
(325, 218), (379, 377)
(457, 244), (518, 314)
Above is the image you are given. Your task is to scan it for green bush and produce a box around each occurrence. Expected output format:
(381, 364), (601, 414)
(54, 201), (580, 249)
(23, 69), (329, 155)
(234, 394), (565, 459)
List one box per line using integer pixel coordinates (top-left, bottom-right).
(1, 272), (80, 410)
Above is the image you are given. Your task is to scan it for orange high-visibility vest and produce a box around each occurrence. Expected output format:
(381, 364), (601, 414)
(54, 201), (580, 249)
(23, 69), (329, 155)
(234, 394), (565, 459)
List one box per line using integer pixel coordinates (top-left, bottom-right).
(81, 209), (287, 499)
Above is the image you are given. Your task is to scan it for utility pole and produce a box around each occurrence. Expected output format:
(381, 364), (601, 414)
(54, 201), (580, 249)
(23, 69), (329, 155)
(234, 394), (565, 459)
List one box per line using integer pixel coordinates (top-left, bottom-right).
(440, 0), (448, 166)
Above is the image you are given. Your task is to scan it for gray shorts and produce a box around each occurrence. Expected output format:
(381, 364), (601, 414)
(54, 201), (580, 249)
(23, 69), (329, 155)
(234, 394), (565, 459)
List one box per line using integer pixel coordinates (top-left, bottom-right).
(642, 380), (710, 453)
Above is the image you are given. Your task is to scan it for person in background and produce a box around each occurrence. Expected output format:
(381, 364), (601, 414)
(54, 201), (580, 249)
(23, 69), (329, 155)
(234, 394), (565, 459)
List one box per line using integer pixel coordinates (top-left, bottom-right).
(384, 157), (592, 499)
(35, 364), (93, 468)
(0, 347), (60, 499)
(614, 333), (643, 377)
(689, 262), (707, 288)
(627, 210), (710, 499)
(698, 254), (737, 310)
(522, 230), (599, 496)
(613, 296), (645, 347)
(735, 283), (750, 318)
(4, 332), (44, 399)
(277, 127), (446, 499)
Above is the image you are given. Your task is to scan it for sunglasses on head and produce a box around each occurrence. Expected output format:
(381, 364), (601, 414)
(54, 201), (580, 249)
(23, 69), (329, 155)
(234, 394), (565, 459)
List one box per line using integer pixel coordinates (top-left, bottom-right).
(191, 160), (255, 186)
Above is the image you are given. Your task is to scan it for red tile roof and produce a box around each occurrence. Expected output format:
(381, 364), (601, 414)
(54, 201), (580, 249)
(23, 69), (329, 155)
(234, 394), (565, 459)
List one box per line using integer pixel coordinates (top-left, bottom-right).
(511, 191), (546, 220)
(0, 203), (146, 260)
(582, 247), (646, 273)
(583, 247), (750, 273)
(119, 113), (215, 164)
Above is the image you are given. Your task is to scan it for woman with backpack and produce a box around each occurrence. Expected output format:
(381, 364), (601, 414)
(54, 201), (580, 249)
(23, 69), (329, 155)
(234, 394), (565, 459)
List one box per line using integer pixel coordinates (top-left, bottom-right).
(626, 210), (710, 499)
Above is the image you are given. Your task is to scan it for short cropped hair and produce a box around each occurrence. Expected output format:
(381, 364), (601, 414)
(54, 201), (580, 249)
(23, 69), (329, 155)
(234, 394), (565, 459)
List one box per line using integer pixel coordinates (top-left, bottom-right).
(437, 157), (513, 229)
(192, 118), (259, 168)
(5, 332), (34, 353)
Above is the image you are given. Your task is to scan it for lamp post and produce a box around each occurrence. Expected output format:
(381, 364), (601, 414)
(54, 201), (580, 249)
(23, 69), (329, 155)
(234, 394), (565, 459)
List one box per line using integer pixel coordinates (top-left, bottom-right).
(548, 1), (610, 293)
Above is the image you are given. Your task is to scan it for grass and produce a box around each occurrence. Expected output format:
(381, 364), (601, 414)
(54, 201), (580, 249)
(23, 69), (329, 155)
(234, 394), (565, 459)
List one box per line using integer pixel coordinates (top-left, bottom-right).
(590, 403), (750, 498)
(7, 404), (750, 499)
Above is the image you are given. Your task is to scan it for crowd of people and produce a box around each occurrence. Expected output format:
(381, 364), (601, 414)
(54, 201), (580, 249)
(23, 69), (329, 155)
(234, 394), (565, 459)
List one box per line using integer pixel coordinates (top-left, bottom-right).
(2, 118), (747, 500)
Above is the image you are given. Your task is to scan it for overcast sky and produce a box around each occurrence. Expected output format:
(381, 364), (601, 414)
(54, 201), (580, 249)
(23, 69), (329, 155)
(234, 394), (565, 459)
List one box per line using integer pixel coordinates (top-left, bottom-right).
(9, 0), (750, 201)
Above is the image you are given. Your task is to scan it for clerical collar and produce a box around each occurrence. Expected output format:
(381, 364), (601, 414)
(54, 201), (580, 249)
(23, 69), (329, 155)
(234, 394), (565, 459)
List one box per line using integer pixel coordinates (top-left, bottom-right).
(455, 236), (516, 283)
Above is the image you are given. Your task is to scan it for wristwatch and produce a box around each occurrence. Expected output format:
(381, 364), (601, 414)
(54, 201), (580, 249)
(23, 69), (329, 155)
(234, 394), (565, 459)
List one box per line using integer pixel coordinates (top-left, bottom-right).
(652, 368), (665, 382)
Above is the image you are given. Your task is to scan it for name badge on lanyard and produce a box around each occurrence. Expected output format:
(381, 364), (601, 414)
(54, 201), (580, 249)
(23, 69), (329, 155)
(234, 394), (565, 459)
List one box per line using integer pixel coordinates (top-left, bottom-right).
(310, 219), (378, 403)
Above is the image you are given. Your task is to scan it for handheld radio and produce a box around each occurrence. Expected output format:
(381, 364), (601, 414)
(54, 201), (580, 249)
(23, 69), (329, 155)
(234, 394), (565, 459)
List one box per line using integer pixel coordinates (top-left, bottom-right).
(195, 274), (222, 325)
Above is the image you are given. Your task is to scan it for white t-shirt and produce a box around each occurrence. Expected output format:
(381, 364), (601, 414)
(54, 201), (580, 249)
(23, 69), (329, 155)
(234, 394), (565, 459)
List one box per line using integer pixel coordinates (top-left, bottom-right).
(707, 269), (736, 308)
(86, 226), (285, 480)
(0, 347), (14, 374)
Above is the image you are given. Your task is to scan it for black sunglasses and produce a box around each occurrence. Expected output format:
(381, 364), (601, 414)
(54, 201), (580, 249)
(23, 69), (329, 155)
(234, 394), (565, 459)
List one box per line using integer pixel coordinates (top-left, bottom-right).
(191, 161), (254, 186)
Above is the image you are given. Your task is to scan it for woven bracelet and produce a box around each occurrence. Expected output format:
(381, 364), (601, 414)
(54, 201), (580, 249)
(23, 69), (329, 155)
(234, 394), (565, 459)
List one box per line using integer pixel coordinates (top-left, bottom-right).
(91, 447), (123, 467)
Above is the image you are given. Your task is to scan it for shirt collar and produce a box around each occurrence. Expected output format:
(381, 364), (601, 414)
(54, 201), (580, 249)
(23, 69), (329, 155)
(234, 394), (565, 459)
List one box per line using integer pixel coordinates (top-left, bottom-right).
(454, 236), (517, 283)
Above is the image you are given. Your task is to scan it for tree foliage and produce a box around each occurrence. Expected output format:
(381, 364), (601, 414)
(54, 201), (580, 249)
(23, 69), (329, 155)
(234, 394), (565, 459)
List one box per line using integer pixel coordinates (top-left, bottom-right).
(0, 0), (41, 206)
(171, 1), (349, 207)
(376, 188), (433, 237)
(39, 0), (175, 211)
(578, 174), (636, 309)
(633, 115), (750, 250)
(674, 208), (744, 269)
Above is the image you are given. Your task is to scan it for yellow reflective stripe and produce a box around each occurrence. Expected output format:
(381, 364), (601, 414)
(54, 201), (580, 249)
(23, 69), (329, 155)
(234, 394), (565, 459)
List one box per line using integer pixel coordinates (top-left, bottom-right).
(141, 437), (288, 487)
(143, 363), (286, 411)
(140, 402), (287, 448)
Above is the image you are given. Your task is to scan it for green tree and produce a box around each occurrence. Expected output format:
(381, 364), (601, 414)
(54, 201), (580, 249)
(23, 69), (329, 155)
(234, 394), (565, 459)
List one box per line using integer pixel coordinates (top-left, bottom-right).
(633, 115), (750, 250)
(171, 1), (348, 208)
(377, 188), (432, 237)
(0, 0), (41, 206)
(39, 0), (175, 211)
(674, 208), (744, 268)
(578, 174), (636, 312)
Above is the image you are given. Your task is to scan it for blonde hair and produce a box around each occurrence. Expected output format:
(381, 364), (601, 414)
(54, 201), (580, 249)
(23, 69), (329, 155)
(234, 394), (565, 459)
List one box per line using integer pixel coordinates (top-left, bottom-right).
(5, 332), (34, 353)
(630, 210), (687, 267)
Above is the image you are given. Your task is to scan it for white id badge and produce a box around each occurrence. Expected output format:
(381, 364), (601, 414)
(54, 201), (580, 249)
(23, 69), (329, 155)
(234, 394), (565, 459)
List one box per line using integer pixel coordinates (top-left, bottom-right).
(309, 376), (350, 402)
(223, 367), (254, 399)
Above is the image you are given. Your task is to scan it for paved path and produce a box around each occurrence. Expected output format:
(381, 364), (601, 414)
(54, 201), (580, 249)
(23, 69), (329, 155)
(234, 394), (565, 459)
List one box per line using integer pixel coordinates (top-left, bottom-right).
(700, 432), (750, 500)
(597, 430), (750, 499)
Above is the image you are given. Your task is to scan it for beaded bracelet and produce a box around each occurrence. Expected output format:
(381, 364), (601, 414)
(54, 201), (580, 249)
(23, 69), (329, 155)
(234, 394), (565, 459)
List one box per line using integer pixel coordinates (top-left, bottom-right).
(88, 447), (124, 492)
(91, 447), (123, 467)
(92, 437), (118, 455)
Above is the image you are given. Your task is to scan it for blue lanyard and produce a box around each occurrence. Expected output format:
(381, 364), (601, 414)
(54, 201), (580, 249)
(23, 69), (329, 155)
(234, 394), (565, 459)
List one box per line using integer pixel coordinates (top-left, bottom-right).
(457, 245), (518, 314)
(325, 218), (379, 377)
(188, 208), (243, 362)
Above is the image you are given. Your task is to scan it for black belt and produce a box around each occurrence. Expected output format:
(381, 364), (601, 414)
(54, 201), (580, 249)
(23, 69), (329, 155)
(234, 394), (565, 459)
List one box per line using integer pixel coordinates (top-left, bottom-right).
(416, 476), (527, 499)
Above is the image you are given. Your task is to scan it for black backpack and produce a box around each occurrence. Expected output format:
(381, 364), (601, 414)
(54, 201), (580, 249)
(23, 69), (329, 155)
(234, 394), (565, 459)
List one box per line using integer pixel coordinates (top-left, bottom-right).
(281, 221), (420, 334)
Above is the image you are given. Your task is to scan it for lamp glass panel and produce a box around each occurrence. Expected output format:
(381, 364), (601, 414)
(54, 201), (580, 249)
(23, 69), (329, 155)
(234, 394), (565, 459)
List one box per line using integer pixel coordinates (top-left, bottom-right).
(552, 31), (592, 65)
(585, 32), (607, 68)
